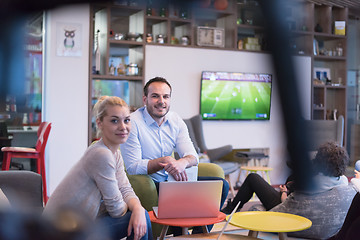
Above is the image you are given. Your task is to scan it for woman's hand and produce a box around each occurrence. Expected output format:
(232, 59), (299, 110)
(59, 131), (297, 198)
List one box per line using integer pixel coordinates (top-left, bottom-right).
(279, 184), (288, 202)
(279, 184), (288, 193)
(128, 201), (147, 240)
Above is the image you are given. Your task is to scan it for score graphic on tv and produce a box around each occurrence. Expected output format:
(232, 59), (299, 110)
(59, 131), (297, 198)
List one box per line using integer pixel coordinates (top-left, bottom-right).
(200, 71), (272, 120)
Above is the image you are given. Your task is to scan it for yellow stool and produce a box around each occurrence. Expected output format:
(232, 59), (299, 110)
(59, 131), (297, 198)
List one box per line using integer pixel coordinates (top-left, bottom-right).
(240, 166), (273, 185)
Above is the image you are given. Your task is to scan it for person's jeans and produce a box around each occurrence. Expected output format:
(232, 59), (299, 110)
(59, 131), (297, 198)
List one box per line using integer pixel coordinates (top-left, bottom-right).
(98, 210), (153, 240)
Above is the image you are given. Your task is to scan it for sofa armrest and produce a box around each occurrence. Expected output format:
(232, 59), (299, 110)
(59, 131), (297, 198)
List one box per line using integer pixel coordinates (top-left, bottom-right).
(127, 174), (158, 212)
(198, 162), (225, 179)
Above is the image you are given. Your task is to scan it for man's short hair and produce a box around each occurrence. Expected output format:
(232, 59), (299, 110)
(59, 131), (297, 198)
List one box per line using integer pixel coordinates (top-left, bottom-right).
(143, 77), (172, 96)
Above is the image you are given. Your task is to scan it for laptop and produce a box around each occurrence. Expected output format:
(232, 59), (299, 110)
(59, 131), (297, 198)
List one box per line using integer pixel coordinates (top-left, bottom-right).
(153, 180), (223, 219)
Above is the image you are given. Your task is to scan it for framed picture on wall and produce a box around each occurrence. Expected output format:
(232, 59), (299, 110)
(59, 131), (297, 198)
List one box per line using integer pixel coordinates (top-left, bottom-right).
(56, 22), (82, 57)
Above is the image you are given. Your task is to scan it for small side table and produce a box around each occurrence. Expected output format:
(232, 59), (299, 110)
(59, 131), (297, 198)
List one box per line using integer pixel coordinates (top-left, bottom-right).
(228, 211), (312, 240)
(234, 151), (269, 187)
(240, 166), (273, 185)
(149, 211), (226, 240)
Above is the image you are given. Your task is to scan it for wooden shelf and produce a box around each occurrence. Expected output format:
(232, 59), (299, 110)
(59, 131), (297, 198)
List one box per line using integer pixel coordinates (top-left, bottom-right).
(314, 32), (347, 40)
(91, 75), (143, 81)
(237, 24), (264, 30)
(168, 17), (192, 23)
(109, 39), (144, 47)
(325, 85), (346, 89)
(313, 107), (325, 110)
(145, 15), (169, 21)
(314, 55), (346, 61)
(289, 30), (313, 36)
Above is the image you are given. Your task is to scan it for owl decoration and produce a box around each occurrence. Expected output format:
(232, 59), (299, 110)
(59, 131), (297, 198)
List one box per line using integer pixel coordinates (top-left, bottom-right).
(64, 29), (76, 49)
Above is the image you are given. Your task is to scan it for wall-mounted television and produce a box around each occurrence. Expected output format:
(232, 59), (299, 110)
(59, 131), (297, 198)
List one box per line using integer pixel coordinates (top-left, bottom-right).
(200, 71), (272, 120)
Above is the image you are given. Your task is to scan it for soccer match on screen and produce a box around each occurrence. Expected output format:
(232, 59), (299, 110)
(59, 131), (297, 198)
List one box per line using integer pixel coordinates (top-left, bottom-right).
(200, 71), (272, 120)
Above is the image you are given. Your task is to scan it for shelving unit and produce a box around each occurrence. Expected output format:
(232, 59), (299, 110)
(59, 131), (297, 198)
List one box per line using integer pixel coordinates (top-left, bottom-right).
(265, 1), (348, 144)
(312, 5), (348, 129)
(89, 3), (145, 141)
(88, 0), (349, 144)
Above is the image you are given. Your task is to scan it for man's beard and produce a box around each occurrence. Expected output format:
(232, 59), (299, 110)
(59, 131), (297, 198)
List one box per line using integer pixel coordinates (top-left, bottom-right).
(149, 104), (169, 118)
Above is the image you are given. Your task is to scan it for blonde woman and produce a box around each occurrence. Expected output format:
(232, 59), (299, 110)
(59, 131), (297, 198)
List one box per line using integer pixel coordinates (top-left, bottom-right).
(44, 96), (152, 240)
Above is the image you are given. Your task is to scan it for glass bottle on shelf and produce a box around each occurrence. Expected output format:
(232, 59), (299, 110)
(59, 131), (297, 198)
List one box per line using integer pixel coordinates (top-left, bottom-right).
(179, 6), (188, 19)
(159, 7), (166, 17)
(5, 96), (10, 112)
(10, 96), (17, 112)
(95, 30), (101, 74)
(159, 1), (167, 17)
(109, 60), (115, 75)
(336, 43), (343, 56)
(117, 62), (126, 76)
(23, 113), (28, 125)
(146, 0), (153, 16)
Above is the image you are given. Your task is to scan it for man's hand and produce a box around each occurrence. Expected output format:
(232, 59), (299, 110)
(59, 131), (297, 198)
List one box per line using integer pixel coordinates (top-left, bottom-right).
(160, 160), (188, 181)
(148, 156), (176, 174)
(148, 154), (197, 180)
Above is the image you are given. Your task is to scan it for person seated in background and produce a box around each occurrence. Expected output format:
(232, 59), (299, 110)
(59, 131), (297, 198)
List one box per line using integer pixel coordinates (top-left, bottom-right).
(120, 77), (229, 233)
(222, 141), (349, 214)
(350, 160), (360, 192)
(43, 96), (152, 240)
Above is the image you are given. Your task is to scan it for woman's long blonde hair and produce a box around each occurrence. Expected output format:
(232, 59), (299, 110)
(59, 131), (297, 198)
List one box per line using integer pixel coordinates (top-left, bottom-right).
(93, 96), (128, 138)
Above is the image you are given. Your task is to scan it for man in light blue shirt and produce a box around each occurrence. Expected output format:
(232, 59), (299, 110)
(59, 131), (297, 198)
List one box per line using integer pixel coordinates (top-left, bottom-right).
(121, 77), (229, 234)
(121, 77), (199, 182)
(122, 106), (199, 182)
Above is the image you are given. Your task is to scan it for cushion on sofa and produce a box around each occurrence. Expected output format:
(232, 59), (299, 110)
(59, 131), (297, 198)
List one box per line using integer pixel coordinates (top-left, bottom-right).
(270, 185), (356, 240)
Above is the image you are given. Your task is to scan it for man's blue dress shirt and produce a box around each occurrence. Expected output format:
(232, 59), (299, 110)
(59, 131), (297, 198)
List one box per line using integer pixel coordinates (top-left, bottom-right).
(120, 107), (199, 182)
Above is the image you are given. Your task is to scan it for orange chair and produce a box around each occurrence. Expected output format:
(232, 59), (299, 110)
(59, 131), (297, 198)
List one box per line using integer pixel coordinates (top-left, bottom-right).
(1, 122), (52, 205)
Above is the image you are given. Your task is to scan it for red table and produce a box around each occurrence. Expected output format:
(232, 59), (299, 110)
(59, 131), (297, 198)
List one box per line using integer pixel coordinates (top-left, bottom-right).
(149, 211), (226, 240)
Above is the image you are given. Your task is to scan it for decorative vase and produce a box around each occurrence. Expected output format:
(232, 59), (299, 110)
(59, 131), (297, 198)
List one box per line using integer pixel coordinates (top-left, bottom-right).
(314, 23), (323, 32)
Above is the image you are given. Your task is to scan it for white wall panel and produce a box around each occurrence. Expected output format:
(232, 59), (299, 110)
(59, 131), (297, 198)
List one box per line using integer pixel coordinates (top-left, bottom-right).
(44, 4), (90, 194)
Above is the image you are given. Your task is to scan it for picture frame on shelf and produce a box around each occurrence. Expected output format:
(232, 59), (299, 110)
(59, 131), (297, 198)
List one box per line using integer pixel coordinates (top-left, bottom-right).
(334, 21), (346, 35)
(197, 26), (225, 48)
(314, 67), (331, 82)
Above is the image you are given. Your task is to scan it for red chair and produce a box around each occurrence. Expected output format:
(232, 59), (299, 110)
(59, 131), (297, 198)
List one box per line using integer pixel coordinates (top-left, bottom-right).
(1, 122), (52, 205)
